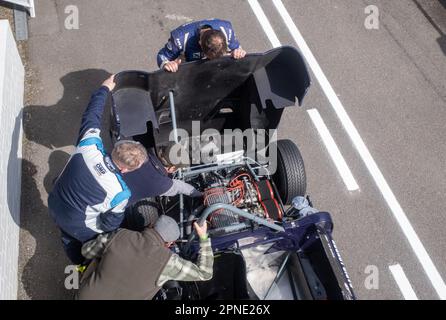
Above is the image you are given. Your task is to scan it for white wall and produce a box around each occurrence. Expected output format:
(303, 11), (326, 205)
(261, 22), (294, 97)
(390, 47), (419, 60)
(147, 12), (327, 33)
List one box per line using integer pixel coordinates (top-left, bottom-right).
(0, 19), (24, 300)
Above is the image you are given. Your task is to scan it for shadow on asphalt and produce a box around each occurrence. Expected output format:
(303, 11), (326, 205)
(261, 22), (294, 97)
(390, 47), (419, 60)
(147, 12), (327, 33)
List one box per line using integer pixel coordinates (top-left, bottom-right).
(434, 0), (446, 57)
(9, 111), (68, 300)
(20, 159), (72, 299)
(438, 37), (446, 57)
(413, 0), (446, 57)
(24, 69), (113, 150)
(21, 69), (112, 299)
(8, 114), (23, 226)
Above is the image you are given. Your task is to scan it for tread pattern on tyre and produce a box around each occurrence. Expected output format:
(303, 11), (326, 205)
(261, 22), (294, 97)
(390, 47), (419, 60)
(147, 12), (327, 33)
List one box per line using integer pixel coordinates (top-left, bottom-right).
(273, 139), (306, 205)
(127, 198), (159, 231)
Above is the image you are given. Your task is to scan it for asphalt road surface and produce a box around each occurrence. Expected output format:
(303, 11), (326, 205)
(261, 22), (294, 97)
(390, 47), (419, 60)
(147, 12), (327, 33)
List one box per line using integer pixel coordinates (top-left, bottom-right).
(18, 0), (446, 300)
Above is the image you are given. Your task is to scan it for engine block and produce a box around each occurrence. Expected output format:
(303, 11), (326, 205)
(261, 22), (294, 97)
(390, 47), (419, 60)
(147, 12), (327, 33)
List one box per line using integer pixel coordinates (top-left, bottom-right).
(201, 169), (282, 229)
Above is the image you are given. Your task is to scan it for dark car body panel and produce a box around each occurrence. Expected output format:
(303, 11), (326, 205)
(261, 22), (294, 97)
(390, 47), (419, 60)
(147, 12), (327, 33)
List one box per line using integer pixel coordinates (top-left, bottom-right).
(111, 46), (311, 145)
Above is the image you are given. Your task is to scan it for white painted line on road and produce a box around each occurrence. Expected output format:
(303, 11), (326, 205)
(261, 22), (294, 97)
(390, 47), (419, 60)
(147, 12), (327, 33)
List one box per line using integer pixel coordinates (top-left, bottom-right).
(270, 0), (446, 299)
(307, 109), (359, 191)
(389, 264), (419, 300)
(247, 0), (281, 48)
(248, 0), (358, 192)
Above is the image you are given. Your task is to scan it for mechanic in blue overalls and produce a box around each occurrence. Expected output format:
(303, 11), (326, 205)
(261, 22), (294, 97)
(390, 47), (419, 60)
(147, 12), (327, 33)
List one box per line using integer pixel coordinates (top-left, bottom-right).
(157, 18), (246, 72)
(48, 75), (200, 265)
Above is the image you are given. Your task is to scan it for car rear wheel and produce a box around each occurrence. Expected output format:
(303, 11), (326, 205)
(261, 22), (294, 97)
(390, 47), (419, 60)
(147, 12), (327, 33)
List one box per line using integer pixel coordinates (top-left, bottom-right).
(124, 198), (159, 231)
(272, 139), (306, 205)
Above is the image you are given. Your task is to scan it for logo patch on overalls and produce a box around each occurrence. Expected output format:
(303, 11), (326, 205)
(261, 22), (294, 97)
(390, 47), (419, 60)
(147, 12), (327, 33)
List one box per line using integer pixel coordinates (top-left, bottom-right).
(94, 163), (106, 176)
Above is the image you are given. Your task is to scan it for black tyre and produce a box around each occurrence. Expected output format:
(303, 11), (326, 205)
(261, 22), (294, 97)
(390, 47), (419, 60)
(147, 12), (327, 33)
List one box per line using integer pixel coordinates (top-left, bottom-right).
(272, 139), (306, 205)
(124, 198), (159, 231)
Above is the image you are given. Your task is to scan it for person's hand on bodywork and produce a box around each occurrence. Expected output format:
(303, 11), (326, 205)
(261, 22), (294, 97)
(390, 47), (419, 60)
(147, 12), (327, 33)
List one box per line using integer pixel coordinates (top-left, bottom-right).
(231, 48), (246, 60)
(194, 221), (208, 241)
(163, 58), (182, 72)
(102, 74), (116, 91)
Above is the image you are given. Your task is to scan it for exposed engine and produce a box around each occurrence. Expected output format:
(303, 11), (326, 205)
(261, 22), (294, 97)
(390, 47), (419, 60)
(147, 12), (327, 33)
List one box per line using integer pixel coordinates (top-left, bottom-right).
(195, 167), (283, 230)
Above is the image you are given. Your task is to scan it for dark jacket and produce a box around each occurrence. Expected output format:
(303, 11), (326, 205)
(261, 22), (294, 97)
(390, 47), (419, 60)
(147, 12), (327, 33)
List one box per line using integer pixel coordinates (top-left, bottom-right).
(48, 87), (173, 242)
(48, 87), (131, 242)
(122, 150), (173, 205)
(77, 228), (172, 300)
(157, 18), (240, 67)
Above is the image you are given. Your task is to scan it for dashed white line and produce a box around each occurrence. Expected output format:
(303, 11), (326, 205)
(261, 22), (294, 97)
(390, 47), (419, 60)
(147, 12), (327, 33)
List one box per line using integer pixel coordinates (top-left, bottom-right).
(247, 0), (281, 48)
(307, 109), (359, 191)
(269, 0), (446, 299)
(389, 264), (419, 300)
(248, 0), (358, 192)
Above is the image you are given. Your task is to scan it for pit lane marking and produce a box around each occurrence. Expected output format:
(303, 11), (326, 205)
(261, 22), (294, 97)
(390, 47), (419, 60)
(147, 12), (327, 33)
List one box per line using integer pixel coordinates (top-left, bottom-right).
(389, 264), (419, 300)
(307, 109), (359, 191)
(247, 0), (281, 47)
(248, 0), (446, 299)
(247, 0), (359, 192)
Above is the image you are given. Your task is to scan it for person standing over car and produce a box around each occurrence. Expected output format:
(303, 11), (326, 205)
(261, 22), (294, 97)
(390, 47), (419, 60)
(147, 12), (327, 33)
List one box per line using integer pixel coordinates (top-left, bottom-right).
(48, 75), (201, 265)
(157, 18), (246, 72)
(77, 216), (213, 300)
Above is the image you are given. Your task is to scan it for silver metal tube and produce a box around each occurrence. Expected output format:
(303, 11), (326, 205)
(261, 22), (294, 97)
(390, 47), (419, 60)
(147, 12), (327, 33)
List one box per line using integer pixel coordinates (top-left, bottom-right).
(209, 222), (251, 235)
(178, 169), (184, 238)
(199, 203), (285, 232)
(179, 194), (184, 238)
(181, 161), (262, 179)
(182, 162), (240, 178)
(185, 214), (196, 236)
(168, 91), (178, 143)
(168, 91), (183, 236)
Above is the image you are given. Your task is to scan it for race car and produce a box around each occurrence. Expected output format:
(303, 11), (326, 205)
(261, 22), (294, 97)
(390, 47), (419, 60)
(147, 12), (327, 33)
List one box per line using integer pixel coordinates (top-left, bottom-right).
(110, 46), (356, 300)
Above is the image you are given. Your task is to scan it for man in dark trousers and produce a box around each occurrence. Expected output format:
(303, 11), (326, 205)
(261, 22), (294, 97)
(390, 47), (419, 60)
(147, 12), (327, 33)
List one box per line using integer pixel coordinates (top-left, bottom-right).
(48, 75), (200, 265)
(157, 18), (246, 72)
(77, 216), (213, 300)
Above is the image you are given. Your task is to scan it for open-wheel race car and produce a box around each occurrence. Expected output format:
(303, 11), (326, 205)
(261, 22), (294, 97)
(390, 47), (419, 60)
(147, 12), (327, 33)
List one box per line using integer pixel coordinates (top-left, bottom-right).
(110, 46), (356, 300)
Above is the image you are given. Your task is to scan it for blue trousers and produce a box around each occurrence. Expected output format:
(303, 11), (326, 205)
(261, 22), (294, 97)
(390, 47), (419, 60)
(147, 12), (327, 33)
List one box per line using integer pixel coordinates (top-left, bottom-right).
(60, 229), (85, 265)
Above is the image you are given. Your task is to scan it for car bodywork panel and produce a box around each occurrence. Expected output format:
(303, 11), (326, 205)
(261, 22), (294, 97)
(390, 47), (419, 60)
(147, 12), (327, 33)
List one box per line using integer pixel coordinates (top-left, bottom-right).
(111, 46), (311, 145)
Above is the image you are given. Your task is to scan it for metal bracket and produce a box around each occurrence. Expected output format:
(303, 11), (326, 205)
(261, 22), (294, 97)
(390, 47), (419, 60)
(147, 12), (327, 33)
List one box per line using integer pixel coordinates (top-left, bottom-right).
(3, 0), (35, 17)
(13, 5), (28, 40)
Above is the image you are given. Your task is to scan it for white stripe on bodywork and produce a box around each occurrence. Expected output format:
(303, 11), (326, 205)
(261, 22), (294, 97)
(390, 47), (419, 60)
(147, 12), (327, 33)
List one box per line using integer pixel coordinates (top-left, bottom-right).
(79, 146), (126, 232)
(219, 26), (228, 42)
(84, 204), (105, 233)
(183, 32), (190, 50)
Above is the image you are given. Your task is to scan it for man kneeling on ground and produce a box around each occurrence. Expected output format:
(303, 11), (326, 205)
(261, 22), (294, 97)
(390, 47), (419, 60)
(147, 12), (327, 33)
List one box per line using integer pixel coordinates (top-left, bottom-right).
(77, 216), (213, 300)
